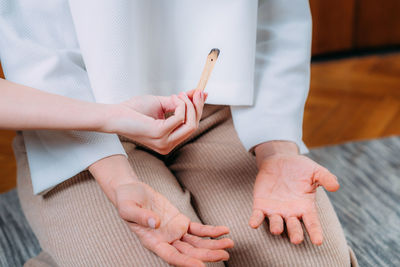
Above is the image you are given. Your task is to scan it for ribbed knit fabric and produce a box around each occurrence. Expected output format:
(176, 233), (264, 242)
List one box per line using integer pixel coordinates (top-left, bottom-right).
(15, 105), (357, 267)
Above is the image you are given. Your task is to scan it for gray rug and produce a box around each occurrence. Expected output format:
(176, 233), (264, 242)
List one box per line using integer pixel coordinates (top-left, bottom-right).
(309, 136), (400, 267)
(1, 137), (399, 266)
(0, 189), (40, 267)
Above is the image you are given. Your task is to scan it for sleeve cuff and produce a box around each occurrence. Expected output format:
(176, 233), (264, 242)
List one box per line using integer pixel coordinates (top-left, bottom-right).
(231, 108), (309, 155)
(23, 130), (126, 195)
(238, 124), (309, 155)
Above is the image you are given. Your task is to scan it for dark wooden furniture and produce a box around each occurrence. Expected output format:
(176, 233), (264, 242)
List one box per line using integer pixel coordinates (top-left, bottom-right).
(310, 0), (400, 55)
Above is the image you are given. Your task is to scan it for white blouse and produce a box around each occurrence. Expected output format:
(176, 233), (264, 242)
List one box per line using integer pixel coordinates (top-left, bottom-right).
(0, 0), (311, 194)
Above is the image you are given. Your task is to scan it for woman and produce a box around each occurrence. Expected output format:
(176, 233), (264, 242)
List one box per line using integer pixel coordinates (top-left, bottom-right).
(1, 78), (234, 266)
(0, 0), (357, 266)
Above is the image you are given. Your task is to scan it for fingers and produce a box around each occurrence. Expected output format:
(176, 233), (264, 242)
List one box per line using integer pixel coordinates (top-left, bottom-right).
(143, 92), (203, 154)
(117, 201), (160, 229)
(149, 91), (206, 154)
(167, 92), (197, 143)
(303, 211), (323, 245)
(268, 214), (284, 235)
(186, 89), (196, 99)
(157, 95), (181, 113)
(180, 92), (196, 126)
(182, 234), (234, 250)
(167, 90), (206, 141)
(157, 95), (186, 134)
(188, 222), (230, 238)
(192, 90), (206, 122)
(153, 242), (205, 267)
(249, 209), (264, 229)
(314, 167), (340, 192)
(159, 95), (185, 133)
(172, 240), (229, 262)
(186, 89), (208, 101)
(286, 217), (304, 244)
(250, 211), (322, 246)
(249, 210), (285, 236)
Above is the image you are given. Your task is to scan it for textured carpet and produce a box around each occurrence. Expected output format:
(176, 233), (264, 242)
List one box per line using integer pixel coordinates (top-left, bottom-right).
(1, 137), (399, 266)
(308, 136), (400, 267)
(0, 189), (40, 267)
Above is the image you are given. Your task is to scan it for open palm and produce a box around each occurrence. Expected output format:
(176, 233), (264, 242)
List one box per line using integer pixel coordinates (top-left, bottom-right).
(249, 154), (340, 245)
(116, 182), (233, 267)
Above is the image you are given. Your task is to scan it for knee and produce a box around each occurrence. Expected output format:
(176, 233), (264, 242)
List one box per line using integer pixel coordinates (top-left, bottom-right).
(227, 236), (352, 267)
(273, 239), (353, 267)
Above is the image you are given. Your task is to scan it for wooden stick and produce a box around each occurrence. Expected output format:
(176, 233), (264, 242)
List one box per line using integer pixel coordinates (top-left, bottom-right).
(196, 48), (220, 91)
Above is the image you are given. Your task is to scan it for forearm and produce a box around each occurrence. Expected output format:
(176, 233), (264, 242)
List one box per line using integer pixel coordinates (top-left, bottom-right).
(254, 141), (299, 168)
(0, 78), (111, 131)
(231, 0), (311, 154)
(88, 154), (139, 204)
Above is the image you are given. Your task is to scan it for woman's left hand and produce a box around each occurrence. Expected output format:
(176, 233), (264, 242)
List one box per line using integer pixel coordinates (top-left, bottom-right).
(249, 141), (340, 245)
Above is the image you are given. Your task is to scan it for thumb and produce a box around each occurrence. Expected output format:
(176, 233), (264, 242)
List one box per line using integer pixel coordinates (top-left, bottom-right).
(313, 167), (340, 192)
(118, 202), (161, 229)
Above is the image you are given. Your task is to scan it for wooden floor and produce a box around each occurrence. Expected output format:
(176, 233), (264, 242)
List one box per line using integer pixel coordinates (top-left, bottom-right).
(1, 53), (399, 193)
(304, 52), (400, 147)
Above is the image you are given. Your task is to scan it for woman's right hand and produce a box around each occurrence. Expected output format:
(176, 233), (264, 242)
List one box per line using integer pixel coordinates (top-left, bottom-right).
(90, 155), (233, 267)
(115, 182), (233, 267)
(103, 90), (207, 154)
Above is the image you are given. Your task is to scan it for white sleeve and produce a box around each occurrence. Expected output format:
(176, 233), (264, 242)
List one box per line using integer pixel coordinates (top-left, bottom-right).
(0, 1), (126, 194)
(230, 0), (312, 154)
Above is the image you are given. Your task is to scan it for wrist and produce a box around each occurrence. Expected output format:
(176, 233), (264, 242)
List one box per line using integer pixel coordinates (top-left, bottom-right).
(254, 141), (299, 167)
(89, 154), (139, 204)
(96, 104), (123, 134)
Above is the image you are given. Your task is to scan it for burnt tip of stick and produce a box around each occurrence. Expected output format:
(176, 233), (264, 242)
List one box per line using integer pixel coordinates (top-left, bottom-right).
(209, 48), (220, 58)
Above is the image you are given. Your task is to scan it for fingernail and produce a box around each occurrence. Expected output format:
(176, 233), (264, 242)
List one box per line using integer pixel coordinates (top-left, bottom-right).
(148, 218), (156, 229)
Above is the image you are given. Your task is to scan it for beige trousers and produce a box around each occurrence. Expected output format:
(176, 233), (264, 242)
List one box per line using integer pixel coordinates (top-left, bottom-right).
(15, 105), (358, 267)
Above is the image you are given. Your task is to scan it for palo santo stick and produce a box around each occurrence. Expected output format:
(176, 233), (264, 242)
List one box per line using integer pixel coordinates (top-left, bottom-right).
(196, 48), (220, 91)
